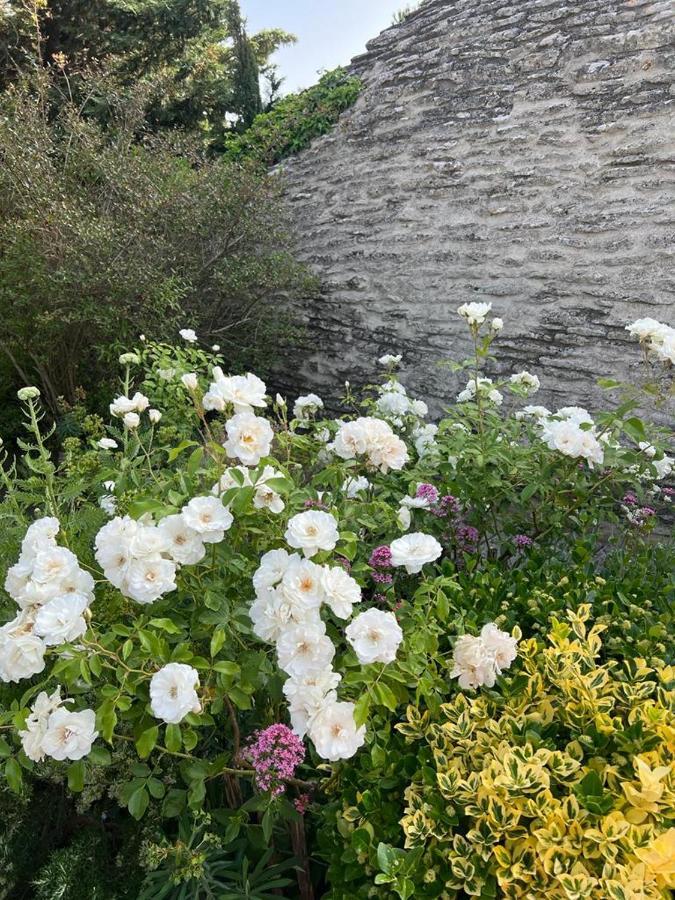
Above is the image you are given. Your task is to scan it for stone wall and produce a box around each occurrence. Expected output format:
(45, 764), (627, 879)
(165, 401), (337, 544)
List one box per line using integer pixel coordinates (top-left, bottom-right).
(275, 0), (674, 413)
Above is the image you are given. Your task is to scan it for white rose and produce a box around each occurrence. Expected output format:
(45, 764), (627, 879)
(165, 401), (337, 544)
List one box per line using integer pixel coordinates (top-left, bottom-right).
(97, 437), (118, 449)
(389, 532), (442, 574)
(343, 475), (370, 498)
(321, 566), (361, 619)
(41, 708), (98, 760)
(284, 671), (341, 738)
(179, 328), (198, 343)
(19, 687), (63, 762)
(308, 699), (366, 761)
(276, 623), (335, 678)
(123, 411), (140, 430)
(125, 556), (177, 604)
(181, 496), (233, 543)
(252, 549), (293, 594)
(158, 514), (206, 565)
(33, 594), (89, 645)
(223, 411), (274, 466)
(491, 317), (503, 332)
(148, 408), (162, 424)
(345, 608), (402, 664)
(284, 510), (339, 558)
(209, 370), (267, 413)
(378, 353), (402, 367)
(181, 373), (199, 391)
(31, 546), (79, 584)
(0, 631), (46, 682)
(450, 634), (496, 690)
(480, 623), (518, 674)
(280, 557), (325, 609)
(150, 663), (201, 724)
(457, 301), (492, 326)
(293, 393), (324, 420)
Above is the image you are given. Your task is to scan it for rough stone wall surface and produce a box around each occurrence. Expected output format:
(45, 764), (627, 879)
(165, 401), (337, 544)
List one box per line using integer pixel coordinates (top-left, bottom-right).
(275, 0), (674, 414)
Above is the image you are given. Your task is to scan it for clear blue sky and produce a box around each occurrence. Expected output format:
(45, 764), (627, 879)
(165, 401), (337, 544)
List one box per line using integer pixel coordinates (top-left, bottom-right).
(243, 0), (411, 93)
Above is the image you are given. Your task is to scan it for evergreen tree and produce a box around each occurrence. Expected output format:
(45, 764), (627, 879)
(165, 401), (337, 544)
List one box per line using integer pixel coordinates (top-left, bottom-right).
(225, 0), (262, 128)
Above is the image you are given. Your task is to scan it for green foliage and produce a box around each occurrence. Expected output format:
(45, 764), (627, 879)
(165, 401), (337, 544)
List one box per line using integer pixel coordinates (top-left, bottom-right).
(0, 0), (294, 140)
(223, 68), (363, 167)
(0, 73), (310, 418)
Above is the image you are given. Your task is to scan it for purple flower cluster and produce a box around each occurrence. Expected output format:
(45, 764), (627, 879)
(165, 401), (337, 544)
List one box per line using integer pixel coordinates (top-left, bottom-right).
(303, 498), (328, 510)
(369, 545), (393, 569)
(416, 483), (439, 504)
(294, 793), (311, 815)
(438, 494), (461, 517)
(623, 492), (639, 507)
(514, 534), (533, 549)
(456, 524), (479, 553)
(246, 724), (305, 797)
(372, 571), (394, 585)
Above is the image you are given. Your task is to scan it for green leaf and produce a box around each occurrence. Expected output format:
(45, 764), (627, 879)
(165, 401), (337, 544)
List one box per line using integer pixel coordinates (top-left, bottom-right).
(67, 760), (85, 793)
(213, 661), (239, 675)
(136, 726), (159, 759)
(353, 693), (370, 728)
(128, 786), (150, 820)
(97, 701), (117, 743)
(210, 627), (226, 658)
(149, 618), (182, 635)
(165, 724), (182, 753)
(0, 737), (12, 758)
(162, 788), (187, 818)
(4, 757), (22, 793)
(373, 682), (398, 711)
(88, 746), (112, 766)
(167, 440), (198, 462)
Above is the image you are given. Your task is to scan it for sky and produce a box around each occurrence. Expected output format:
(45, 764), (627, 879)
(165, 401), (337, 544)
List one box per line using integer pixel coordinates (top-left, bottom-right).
(243, 0), (412, 94)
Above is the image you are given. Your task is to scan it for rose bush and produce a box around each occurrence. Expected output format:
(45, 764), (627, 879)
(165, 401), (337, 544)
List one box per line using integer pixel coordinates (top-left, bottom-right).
(0, 309), (672, 897)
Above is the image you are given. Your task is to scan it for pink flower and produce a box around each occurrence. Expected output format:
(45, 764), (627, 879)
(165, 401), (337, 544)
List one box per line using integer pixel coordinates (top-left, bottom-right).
(246, 724), (305, 797)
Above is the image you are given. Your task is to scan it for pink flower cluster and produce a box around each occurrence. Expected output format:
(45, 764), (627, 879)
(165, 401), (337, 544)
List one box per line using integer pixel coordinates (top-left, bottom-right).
(514, 534), (533, 549)
(369, 545), (393, 568)
(246, 724), (305, 797)
(415, 483), (439, 504)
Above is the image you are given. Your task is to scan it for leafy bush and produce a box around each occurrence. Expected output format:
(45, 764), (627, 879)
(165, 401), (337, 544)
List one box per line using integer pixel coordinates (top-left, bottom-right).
(0, 306), (672, 897)
(223, 68), (362, 167)
(0, 73), (310, 419)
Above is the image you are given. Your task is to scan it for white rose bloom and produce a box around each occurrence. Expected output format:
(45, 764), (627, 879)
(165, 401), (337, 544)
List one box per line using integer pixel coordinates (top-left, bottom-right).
(332, 419), (370, 459)
(276, 623), (335, 678)
(130, 392), (150, 412)
(284, 510), (339, 558)
(639, 442), (674, 480)
(491, 317), (504, 332)
(293, 393), (324, 420)
(410, 399), (428, 417)
(125, 556), (177, 604)
(97, 437), (118, 450)
(209, 370), (267, 413)
(252, 549), (293, 594)
(250, 586), (322, 643)
(150, 663), (201, 724)
(181, 373), (199, 391)
(179, 328), (198, 343)
(457, 301), (492, 326)
(541, 419), (604, 468)
(625, 318), (670, 343)
(654, 330), (675, 364)
(223, 411), (274, 466)
(41, 708), (98, 761)
(148, 408), (162, 424)
(457, 376), (502, 405)
(211, 466), (253, 499)
(321, 566), (362, 619)
(516, 405), (551, 423)
(343, 475), (370, 498)
(158, 514), (206, 565)
(309, 700), (366, 761)
(509, 371), (540, 394)
(203, 390), (225, 412)
(33, 594), (89, 645)
(253, 466), (285, 514)
(555, 406), (594, 426)
(181, 496), (233, 543)
(378, 353), (402, 367)
(0, 631), (46, 682)
(397, 505), (412, 531)
(345, 608), (403, 665)
(480, 623), (518, 674)
(19, 687), (63, 762)
(413, 423), (439, 458)
(451, 634), (497, 690)
(31, 546), (79, 585)
(129, 523), (171, 559)
(280, 557), (325, 609)
(123, 411), (140, 430)
(109, 395), (137, 417)
(376, 391), (410, 418)
(285, 674), (341, 738)
(368, 430), (409, 473)
(389, 532), (442, 574)
(99, 494), (117, 516)
(24, 517), (60, 548)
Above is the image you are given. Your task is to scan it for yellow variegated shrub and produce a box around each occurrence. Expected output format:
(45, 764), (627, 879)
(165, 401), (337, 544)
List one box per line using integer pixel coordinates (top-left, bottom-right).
(398, 606), (674, 899)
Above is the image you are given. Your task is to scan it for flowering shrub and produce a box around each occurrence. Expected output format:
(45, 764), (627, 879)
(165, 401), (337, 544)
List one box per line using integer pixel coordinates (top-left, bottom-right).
(0, 308), (672, 896)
